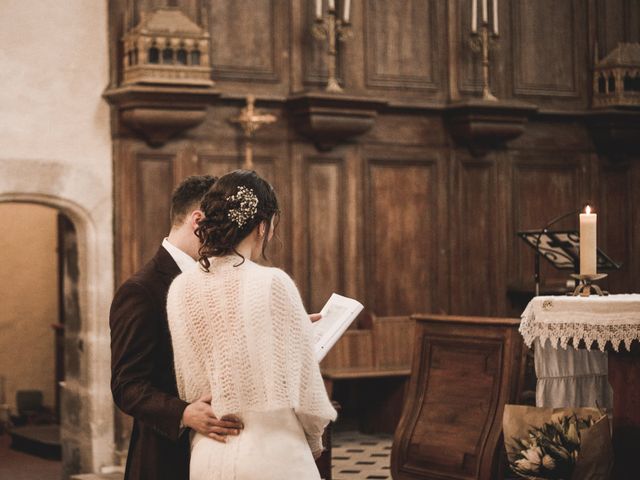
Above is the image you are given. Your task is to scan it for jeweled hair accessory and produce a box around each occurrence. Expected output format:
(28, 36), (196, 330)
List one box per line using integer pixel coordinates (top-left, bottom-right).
(226, 186), (259, 227)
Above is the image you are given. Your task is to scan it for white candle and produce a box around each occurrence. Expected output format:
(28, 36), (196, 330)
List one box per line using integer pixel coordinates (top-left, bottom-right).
(315, 0), (322, 19)
(343, 0), (351, 23)
(472, 0), (477, 33)
(579, 206), (597, 275)
(328, 0), (335, 11)
(492, 0), (498, 35)
(482, 0), (488, 23)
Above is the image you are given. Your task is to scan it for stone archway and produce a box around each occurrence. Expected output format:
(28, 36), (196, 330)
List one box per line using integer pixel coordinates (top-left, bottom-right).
(0, 159), (114, 476)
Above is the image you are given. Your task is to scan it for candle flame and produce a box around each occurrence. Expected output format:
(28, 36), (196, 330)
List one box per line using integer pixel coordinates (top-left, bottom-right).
(585, 205), (591, 215)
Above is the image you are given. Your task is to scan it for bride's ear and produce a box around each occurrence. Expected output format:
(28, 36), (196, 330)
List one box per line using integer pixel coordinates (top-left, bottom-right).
(258, 220), (267, 238)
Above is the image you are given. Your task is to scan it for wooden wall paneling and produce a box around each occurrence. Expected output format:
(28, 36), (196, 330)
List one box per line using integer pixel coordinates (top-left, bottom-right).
(507, 152), (589, 293)
(596, 0), (628, 58)
(598, 157), (633, 294)
(109, 0), (126, 87)
(209, 0), (283, 84)
(133, 0), (198, 24)
(364, 0), (444, 96)
(170, 0), (202, 23)
(631, 161), (640, 294)
(450, 151), (503, 316)
(114, 140), (137, 286)
(305, 156), (346, 312)
(115, 145), (178, 285)
(289, 143), (309, 301)
(291, 144), (362, 316)
(289, 0), (305, 92)
(364, 149), (445, 316)
(344, 144), (366, 308)
(198, 153), (240, 178)
(137, 0), (202, 22)
(447, 0), (461, 100)
(136, 153), (175, 266)
(291, 143), (365, 316)
(174, 143), (201, 182)
(321, 330), (375, 371)
(371, 316), (415, 369)
(133, 0), (160, 24)
(511, 0), (586, 105)
(626, 0), (640, 42)
(366, 112), (447, 148)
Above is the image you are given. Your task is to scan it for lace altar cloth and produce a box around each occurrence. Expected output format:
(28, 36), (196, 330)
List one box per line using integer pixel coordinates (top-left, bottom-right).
(520, 294), (640, 352)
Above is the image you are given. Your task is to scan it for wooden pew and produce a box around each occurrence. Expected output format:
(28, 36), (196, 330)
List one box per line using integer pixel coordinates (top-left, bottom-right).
(320, 315), (415, 433)
(391, 314), (526, 480)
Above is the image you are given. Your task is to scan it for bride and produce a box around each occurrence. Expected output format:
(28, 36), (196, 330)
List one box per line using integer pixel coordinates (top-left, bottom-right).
(167, 170), (337, 479)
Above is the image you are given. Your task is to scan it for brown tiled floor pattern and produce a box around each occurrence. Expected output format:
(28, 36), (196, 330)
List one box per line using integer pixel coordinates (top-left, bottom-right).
(332, 431), (392, 480)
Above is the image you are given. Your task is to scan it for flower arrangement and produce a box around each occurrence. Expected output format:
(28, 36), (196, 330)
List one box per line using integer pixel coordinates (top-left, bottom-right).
(509, 414), (596, 479)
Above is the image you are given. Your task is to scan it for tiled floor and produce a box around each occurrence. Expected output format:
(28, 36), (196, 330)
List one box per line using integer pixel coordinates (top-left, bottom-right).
(332, 431), (393, 480)
(0, 430), (392, 480)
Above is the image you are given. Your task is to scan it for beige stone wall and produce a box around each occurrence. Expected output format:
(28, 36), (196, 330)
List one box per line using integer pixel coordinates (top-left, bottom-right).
(0, 0), (112, 171)
(0, 203), (59, 412)
(0, 0), (115, 474)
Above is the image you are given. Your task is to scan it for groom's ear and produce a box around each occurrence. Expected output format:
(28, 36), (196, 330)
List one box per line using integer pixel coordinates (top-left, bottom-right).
(189, 209), (204, 230)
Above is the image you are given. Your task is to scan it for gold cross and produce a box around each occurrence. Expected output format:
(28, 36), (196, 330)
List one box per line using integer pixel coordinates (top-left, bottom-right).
(230, 95), (277, 170)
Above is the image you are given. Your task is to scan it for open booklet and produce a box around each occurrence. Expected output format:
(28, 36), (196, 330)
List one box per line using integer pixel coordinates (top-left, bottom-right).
(313, 293), (364, 362)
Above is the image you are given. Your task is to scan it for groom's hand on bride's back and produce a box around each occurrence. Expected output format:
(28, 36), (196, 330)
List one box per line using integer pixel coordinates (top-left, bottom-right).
(182, 394), (244, 442)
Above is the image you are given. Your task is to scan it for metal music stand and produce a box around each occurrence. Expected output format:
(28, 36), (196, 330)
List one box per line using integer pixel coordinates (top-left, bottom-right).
(517, 229), (621, 296)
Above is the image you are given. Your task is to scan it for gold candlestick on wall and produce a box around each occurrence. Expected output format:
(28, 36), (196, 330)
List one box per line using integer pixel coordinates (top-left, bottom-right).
(312, 5), (352, 93)
(230, 95), (277, 170)
(470, 22), (499, 101)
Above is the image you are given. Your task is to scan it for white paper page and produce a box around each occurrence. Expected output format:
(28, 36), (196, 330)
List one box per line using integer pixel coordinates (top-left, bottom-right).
(313, 293), (364, 361)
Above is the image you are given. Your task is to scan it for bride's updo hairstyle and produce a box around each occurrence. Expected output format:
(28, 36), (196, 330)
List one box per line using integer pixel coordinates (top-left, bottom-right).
(195, 169), (280, 270)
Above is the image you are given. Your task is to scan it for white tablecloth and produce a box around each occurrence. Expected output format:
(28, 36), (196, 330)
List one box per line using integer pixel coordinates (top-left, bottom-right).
(521, 294), (640, 351)
(521, 294), (640, 409)
(533, 338), (612, 408)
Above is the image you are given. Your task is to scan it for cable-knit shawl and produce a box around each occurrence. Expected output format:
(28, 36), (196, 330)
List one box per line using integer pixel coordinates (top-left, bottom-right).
(167, 256), (337, 427)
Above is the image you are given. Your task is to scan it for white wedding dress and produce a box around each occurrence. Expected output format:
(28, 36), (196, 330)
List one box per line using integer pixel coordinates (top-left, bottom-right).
(167, 256), (337, 480)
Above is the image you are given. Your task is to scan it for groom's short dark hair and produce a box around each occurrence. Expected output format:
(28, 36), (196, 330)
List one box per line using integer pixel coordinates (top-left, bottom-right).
(170, 175), (217, 225)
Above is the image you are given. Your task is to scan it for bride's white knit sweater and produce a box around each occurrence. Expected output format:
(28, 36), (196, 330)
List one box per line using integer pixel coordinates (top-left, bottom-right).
(166, 255), (337, 451)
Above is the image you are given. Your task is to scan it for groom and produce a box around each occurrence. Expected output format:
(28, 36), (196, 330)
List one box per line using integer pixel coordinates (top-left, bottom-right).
(110, 175), (243, 480)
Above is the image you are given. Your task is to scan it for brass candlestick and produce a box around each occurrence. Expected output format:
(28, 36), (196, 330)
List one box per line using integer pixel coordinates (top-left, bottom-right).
(312, 7), (352, 93)
(229, 95), (277, 170)
(570, 273), (609, 297)
(470, 22), (499, 101)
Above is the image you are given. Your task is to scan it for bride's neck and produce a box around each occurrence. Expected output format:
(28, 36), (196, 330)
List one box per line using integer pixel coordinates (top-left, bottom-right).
(234, 230), (260, 261)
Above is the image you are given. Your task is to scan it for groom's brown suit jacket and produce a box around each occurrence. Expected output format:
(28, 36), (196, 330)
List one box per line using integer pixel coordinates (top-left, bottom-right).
(110, 246), (190, 480)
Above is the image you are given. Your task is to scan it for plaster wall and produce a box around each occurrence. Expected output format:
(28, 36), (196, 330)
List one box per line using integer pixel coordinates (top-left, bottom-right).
(0, 204), (58, 412)
(0, 0), (114, 475)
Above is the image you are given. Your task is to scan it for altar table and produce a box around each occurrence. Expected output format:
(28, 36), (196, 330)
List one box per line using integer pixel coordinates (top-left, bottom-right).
(520, 294), (640, 480)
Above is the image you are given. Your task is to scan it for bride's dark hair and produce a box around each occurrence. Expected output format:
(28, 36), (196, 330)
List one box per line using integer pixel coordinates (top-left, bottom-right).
(195, 170), (280, 270)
